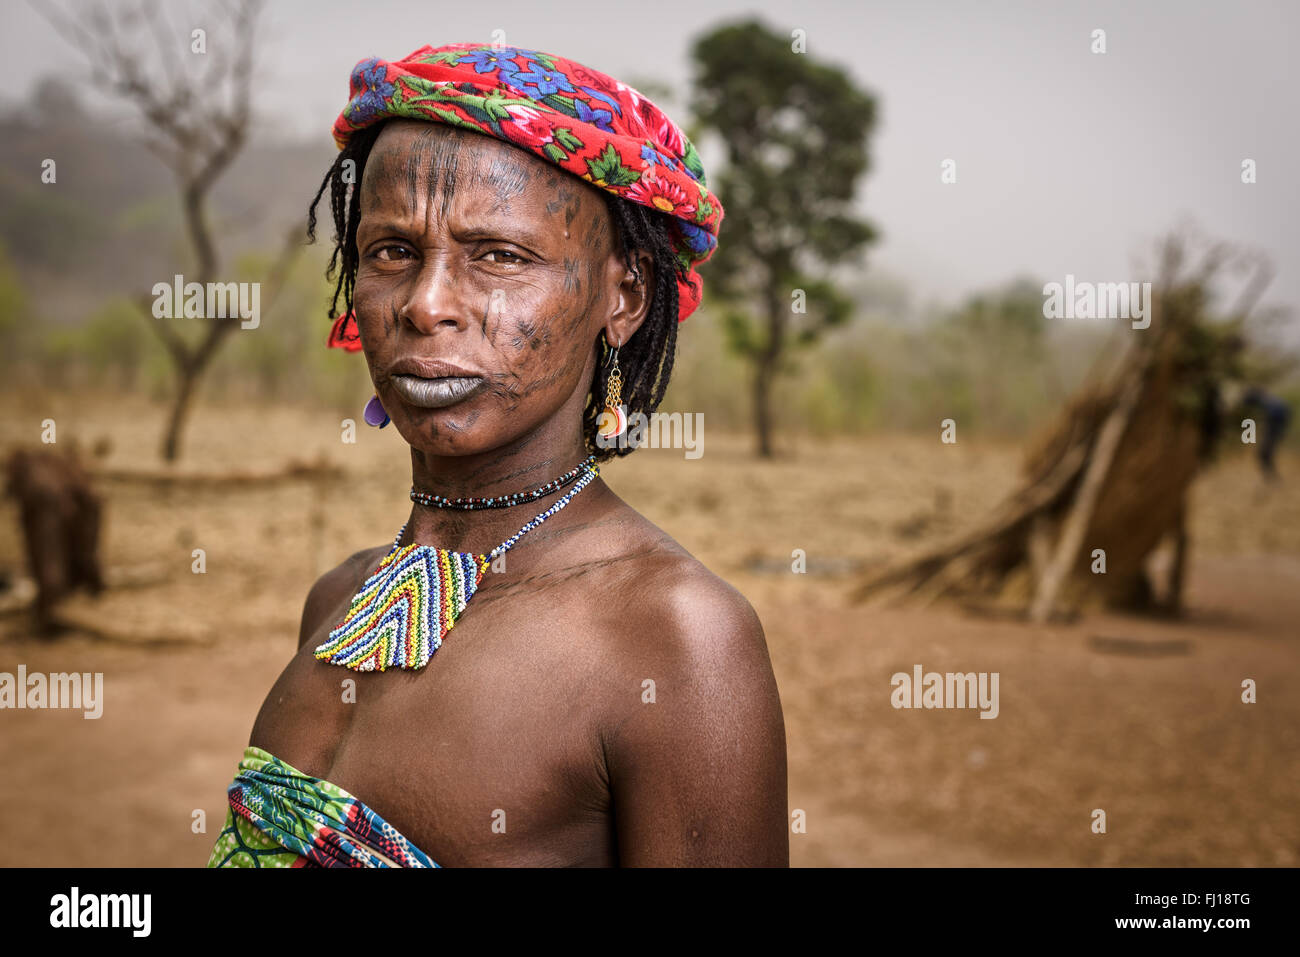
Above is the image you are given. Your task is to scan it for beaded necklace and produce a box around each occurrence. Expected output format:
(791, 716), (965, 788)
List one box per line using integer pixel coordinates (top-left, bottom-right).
(315, 458), (600, 672)
(410, 454), (596, 510)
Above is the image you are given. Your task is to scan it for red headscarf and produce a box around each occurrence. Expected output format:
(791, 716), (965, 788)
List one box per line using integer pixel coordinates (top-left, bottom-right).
(326, 42), (724, 351)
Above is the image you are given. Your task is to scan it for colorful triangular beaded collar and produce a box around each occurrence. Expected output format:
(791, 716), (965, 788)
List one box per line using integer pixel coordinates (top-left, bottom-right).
(314, 458), (600, 672)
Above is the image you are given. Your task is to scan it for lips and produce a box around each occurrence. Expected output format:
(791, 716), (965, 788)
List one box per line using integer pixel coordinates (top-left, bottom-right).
(390, 374), (487, 409)
(389, 356), (483, 379)
(387, 357), (488, 410)
(384, 356), (488, 405)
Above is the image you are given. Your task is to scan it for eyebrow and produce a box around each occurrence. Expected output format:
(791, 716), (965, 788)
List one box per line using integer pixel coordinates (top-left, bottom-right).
(360, 215), (554, 254)
(456, 223), (551, 250)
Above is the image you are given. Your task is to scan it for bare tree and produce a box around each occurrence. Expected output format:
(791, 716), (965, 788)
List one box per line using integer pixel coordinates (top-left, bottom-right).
(39, 0), (297, 460)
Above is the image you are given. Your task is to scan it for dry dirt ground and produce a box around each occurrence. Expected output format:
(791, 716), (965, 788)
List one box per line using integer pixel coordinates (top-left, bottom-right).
(0, 392), (1296, 866)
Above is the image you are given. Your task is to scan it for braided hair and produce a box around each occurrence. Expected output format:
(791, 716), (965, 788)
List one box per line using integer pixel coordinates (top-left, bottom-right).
(307, 120), (687, 462)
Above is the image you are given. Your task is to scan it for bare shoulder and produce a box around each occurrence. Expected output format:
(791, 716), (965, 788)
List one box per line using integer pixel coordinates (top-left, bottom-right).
(601, 505), (783, 745)
(295, 544), (389, 650)
(646, 554), (767, 656)
(602, 501), (772, 679)
(595, 502), (788, 865)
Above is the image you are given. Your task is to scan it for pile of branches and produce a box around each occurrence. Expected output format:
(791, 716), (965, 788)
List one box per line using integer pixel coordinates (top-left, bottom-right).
(852, 235), (1276, 622)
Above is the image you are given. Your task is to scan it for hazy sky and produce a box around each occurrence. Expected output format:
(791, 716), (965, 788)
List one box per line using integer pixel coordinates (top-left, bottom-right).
(5, 0), (1297, 322)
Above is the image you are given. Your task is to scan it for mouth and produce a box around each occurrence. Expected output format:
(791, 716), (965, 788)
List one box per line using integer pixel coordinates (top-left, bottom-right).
(387, 356), (489, 410)
(389, 373), (488, 409)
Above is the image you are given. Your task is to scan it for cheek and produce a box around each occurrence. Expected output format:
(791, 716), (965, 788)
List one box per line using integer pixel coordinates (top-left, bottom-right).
(488, 259), (597, 353)
(486, 292), (593, 405)
(350, 280), (401, 361)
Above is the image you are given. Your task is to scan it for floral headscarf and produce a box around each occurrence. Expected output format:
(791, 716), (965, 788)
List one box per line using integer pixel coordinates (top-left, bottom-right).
(326, 42), (724, 349)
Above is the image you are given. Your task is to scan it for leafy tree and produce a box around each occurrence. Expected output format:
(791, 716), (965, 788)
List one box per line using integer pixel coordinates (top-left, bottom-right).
(690, 19), (878, 456)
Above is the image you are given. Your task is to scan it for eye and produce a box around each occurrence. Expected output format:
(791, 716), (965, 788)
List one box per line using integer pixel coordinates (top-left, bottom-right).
(484, 249), (528, 264)
(373, 243), (414, 262)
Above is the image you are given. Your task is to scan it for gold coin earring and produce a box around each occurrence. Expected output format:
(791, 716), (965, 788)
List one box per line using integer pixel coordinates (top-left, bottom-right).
(597, 336), (626, 440)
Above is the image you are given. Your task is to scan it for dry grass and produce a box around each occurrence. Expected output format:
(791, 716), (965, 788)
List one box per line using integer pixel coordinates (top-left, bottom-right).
(0, 390), (1296, 866)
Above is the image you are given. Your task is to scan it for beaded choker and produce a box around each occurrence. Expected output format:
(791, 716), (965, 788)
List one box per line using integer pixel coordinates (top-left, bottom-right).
(314, 458), (600, 672)
(410, 455), (597, 510)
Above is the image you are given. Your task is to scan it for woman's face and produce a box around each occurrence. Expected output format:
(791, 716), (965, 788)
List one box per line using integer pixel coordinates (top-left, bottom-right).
(353, 119), (623, 455)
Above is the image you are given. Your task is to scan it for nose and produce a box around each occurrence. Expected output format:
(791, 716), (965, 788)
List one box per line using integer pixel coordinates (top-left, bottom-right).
(398, 255), (470, 335)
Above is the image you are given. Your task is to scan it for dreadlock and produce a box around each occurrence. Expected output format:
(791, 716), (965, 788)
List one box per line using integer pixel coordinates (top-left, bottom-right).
(306, 120), (687, 463)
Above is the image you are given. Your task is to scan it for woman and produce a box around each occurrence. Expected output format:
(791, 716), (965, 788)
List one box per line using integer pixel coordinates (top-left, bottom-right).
(208, 42), (787, 867)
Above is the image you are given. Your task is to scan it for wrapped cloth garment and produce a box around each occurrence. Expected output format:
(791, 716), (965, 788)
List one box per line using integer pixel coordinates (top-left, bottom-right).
(207, 746), (438, 868)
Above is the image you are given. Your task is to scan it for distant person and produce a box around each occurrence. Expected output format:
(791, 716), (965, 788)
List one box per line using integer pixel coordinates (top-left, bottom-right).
(1241, 387), (1291, 479)
(1208, 381), (1292, 480)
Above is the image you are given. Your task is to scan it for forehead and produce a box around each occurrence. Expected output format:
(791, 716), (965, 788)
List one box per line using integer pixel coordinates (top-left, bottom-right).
(360, 119), (593, 220)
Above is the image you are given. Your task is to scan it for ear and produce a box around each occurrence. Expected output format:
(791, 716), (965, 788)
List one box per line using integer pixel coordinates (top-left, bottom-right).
(604, 248), (655, 348)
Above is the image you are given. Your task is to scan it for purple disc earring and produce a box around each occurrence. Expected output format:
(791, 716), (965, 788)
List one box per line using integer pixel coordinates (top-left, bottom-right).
(363, 394), (390, 429)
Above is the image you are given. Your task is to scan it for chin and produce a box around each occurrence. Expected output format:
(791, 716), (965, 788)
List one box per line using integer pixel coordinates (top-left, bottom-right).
(393, 394), (533, 455)
(393, 413), (493, 456)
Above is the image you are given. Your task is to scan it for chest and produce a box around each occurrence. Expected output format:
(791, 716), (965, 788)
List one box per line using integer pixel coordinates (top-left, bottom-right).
(248, 575), (617, 865)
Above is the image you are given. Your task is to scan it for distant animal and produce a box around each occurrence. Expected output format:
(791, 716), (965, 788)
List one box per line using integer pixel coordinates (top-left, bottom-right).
(3, 446), (105, 634)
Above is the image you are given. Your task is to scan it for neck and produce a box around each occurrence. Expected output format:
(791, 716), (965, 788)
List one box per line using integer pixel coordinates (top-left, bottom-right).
(401, 429), (601, 555)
